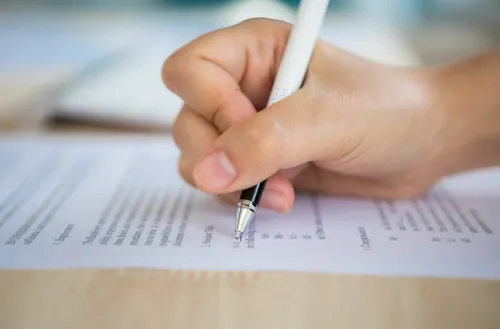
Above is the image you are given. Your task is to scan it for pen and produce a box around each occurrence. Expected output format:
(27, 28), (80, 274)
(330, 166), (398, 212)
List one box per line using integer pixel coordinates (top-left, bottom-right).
(234, 0), (330, 239)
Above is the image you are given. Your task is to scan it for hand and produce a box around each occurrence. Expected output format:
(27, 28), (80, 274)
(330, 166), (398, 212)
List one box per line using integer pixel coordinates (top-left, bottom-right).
(162, 18), (470, 213)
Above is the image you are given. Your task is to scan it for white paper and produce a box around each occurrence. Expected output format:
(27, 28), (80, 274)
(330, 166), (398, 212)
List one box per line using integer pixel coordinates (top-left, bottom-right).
(0, 134), (499, 280)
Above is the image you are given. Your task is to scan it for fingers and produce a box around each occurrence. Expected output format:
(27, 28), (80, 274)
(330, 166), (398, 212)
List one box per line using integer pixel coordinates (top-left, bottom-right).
(173, 104), (295, 212)
(162, 18), (292, 132)
(190, 88), (350, 194)
(216, 172), (295, 213)
(173, 104), (219, 186)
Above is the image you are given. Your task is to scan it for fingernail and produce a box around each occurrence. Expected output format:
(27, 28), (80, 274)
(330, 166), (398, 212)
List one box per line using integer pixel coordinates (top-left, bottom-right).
(193, 151), (237, 190)
(260, 190), (289, 213)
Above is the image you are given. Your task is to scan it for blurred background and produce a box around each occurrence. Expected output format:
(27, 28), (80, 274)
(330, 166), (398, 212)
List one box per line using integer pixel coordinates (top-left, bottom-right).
(1, 0), (499, 131)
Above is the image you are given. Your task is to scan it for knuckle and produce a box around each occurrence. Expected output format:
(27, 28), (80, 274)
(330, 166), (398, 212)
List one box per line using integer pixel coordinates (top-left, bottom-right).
(238, 17), (289, 30)
(244, 120), (281, 163)
(162, 52), (182, 91)
(238, 17), (268, 27)
(171, 106), (188, 148)
(162, 45), (197, 92)
(212, 102), (233, 132)
(212, 108), (225, 132)
(178, 157), (195, 187)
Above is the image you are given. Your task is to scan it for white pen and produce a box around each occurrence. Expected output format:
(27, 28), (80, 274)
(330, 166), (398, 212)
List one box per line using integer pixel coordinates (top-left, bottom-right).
(235, 0), (330, 239)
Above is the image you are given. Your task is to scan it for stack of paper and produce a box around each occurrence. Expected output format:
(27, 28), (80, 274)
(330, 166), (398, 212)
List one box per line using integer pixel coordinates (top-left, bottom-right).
(0, 134), (498, 280)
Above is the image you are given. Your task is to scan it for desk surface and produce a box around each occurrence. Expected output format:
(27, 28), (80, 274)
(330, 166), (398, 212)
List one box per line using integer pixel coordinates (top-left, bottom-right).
(1, 9), (500, 329)
(1, 270), (500, 329)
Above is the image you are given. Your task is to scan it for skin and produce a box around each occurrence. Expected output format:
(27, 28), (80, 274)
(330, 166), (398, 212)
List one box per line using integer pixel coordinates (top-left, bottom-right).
(162, 18), (500, 213)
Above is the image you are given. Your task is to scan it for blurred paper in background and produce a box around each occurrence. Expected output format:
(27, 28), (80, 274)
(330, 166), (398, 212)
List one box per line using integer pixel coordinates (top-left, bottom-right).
(1, 0), (498, 130)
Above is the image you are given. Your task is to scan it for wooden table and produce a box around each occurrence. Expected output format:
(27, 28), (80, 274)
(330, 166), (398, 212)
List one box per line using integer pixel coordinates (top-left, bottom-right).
(1, 270), (499, 329)
(1, 9), (500, 329)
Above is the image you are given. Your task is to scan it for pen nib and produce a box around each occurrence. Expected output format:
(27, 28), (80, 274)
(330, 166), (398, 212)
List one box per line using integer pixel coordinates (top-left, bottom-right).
(235, 230), (242, 241)
(234, 204), (255, 240)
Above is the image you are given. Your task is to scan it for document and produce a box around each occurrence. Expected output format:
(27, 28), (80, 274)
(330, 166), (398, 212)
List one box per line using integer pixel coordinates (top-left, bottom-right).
(0, 134), (499, 280)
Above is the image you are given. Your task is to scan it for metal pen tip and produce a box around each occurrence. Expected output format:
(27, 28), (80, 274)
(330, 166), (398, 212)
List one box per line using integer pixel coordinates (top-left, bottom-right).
(235, 230), (242, 240)
(234, 202), (255, 241)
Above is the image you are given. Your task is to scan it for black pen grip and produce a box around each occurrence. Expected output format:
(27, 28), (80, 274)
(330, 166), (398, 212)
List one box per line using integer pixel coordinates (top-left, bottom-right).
(239, 180), (267, 207)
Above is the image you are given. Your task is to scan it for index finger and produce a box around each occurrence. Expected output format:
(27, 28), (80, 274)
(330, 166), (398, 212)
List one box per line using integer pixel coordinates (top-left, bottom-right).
(161, 18), (291, 132)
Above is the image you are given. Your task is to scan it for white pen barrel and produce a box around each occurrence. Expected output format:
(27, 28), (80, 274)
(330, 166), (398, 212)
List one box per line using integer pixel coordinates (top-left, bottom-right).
(267, 0), (329, 106)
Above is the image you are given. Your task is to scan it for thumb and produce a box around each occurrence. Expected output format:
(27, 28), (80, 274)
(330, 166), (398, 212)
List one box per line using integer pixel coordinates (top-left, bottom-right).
(191, 89), (336, 194)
